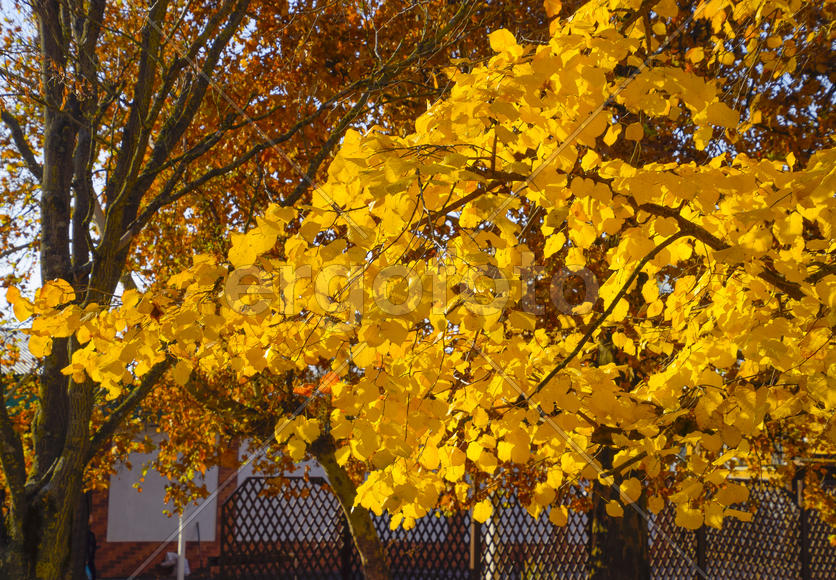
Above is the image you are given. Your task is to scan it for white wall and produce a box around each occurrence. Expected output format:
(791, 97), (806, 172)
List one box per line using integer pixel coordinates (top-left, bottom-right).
(107, 438), (218, 543)
(235, 440), (327, 484)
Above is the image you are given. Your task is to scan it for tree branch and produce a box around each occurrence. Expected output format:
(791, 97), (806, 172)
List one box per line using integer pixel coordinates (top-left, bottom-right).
(530, 233), (685, 398)
(1, 111), (43, 181)
(0, 240), (35, 260)
(117, 141), (267, 251)
(115, 84), (360, 250)
(100, 0), (171, 216)
(0, 379), (27, 534)
(637, 202), (807, 300)
(283, 91), (371, 206)
(128, 0), (250, 209)
(85, 356), (174, 464)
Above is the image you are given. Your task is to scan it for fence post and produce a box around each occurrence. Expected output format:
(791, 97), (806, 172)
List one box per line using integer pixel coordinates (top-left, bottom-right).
(798, 478), (811, 580)
(340, 517), (353, 580)
(696, 525), (707, 579)
(469, 515), (482, 580)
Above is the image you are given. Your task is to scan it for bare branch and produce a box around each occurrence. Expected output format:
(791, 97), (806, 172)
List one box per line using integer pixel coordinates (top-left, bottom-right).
(0, 240), (35, 260)
(101, 0), (172, 215)
(116, 85), (363, 250)
(117, 142), (266, 251)
(1, 111), (43, 181)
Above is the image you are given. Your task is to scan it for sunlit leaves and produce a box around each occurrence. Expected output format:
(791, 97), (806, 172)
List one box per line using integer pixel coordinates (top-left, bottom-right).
(13, 0), (834, 535)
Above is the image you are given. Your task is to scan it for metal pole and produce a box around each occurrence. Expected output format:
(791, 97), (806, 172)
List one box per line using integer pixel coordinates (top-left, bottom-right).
(177, 510), (186, 580)
(798, 479), (810, 580)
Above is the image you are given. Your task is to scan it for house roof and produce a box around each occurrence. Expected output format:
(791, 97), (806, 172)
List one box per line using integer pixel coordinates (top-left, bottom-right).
(0, 328), (37, 375)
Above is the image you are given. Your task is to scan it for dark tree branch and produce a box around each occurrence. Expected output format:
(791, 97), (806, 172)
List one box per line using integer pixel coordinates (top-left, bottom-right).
(180, 378), (274, 439)
(146, 0), (239, 130)
(118, 141), (267, 251)
(283, 91), (371, 206)
(530, 233), (685, 399)
(100, 0), (171, 217)
(807, 262), (835, 284)
(126, 0), (250, 214)
(637, 202), (807, 300)
(116, 83), (365, 250)
(1, 112), (43, 181)
(0, 241), (35, 260)
(85, 356), (174, 464)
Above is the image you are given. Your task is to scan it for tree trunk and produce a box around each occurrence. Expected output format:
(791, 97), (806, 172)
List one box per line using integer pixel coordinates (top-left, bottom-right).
(310, 435), (390, 580)
(589, 449), (651, 580)
(68, 492), (90, 580)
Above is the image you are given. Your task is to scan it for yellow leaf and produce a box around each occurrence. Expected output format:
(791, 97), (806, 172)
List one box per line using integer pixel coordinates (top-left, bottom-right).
(475, 450), (498, 474)
(641, 279), (659, 303)
(508, 311), (537, 332)
(724, 508), (753, 522)
(605, 500), (624, 517)
(420, 444), (439, 470)
(705, 500), (724, 529)
(38, 279), (75, 309)
(228, 225), (278, 268)
(611, 298), (629, 322)
(473, 499), (494, 523)
(625, 122), (644, 141)
(28, 334), (52, 358)
(335, 446), (351, 466)
(700, 432), (724, 453)
(694, 126), (713, 150)
(654, 216), (679, 237)
(581, 150), (600, 171)
(687, 47), (705, 63)
(287, 436), (306, 461)
(543, 0), (562, 18)
(466, 441), (483, 462)
(173, 360), (192, 386)
(716, 483), (748, 506)
(648, 495), (665, 514)
(675, 503), (703, 530)
(706, 102), (739, 128)
(122, 289), (141, 310)
(295, 417), (321, 443)
(6, 286), (33, 322)
(646, 300), (663, 317)
(620, 478), (642, 504)
(603, 123), (622, 146)
(489, 29), (518, 53)
(533, 483), (556, 507)
(543, 233), (566, 258)
(549, 505), (569, 526)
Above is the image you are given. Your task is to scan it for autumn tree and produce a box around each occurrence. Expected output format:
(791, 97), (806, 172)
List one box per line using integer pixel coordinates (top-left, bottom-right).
(0, 0), (547, 578)
(5, 1), (835, 579)
(122, 1), (835, 578)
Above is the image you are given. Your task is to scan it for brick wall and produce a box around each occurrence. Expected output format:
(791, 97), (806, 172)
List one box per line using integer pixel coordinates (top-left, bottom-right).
(91, 453), (239, 579)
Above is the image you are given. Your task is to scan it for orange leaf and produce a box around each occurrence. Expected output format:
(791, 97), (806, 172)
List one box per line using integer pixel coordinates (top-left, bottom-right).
(294, 383), (315, 397)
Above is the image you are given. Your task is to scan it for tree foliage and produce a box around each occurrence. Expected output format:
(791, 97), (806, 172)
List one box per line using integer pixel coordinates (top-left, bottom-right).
(0, 1), (551, 577)
(3, 0), (835, 577)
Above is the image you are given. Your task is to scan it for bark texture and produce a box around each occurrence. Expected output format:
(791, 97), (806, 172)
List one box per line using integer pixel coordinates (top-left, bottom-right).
(311, 435), (391, 580)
